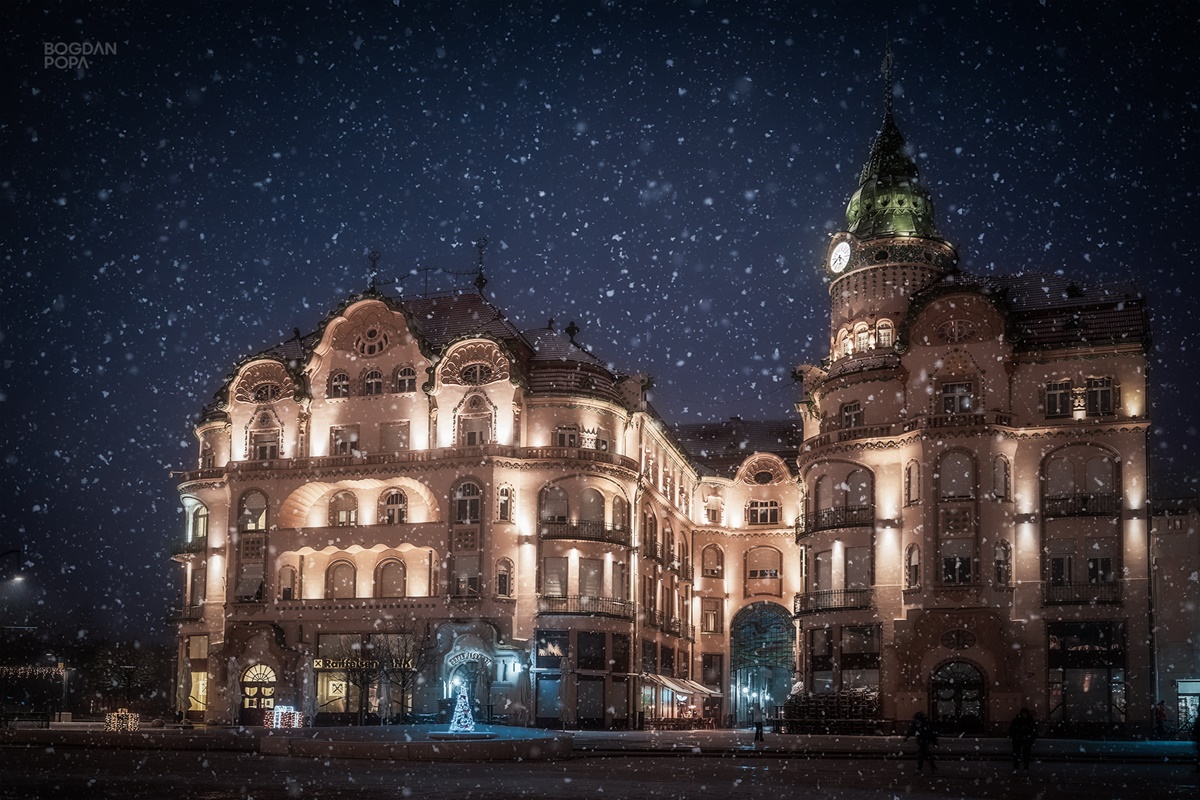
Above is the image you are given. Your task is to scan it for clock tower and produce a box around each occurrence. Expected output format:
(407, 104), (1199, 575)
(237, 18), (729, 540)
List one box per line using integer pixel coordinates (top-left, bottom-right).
(823, 59), (956, 360)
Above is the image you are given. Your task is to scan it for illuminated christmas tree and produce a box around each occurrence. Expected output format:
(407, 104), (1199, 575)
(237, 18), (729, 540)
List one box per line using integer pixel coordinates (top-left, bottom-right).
(448, 686), (475, 733)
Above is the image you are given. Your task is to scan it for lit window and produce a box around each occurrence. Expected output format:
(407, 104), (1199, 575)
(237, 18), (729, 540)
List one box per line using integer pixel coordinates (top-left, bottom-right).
(747, 500), (780, 526)
(701, 598), (723, 633)
(841, 333), (853, 357)
(941, 382), (974, 414)
(190, 505), (209, 542)
(876, 322), (894, 348)
(381, 490), (407, 525)
(363, 370), (384, 396)
(330, 491), (358, 527)
(455, 482), (482, 523)
(855, 327), (869, 351)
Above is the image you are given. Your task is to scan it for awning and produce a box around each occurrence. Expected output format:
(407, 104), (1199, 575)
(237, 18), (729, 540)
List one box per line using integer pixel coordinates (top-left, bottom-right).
(234, 564), (264, 598)
(678, 678), (722, 698)
(659, 676), (697, 697)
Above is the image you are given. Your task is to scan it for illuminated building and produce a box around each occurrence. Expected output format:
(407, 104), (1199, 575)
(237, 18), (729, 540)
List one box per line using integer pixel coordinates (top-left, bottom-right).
(172, 97), (1160, 736)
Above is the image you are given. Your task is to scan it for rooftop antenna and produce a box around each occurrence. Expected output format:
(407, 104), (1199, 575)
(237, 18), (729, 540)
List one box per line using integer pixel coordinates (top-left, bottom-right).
(474, 237), (489, 293)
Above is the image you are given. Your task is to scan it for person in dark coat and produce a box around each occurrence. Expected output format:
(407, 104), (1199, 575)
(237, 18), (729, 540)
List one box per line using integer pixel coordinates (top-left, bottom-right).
(1191, 713), (1200, 772)
(1008, 707), (1038, 770)
(904, 711), (938, 773)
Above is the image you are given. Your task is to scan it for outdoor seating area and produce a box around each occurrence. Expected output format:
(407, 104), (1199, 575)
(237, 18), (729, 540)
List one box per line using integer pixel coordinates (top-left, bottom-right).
(781, 688), (890, 735)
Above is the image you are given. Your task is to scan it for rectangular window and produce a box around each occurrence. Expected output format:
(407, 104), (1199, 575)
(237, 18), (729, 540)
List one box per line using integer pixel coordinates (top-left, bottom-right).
(641, 640), (657, 674)
(706, 506), (721, 524)
(814, 550), (833, 593)
(1046, 380), (1072, 418)
(701, 598), (722, 633)
(748, 501), (779, 525)
(845, 546), (871, 590)
(941, 382), (974, 414)
(330, 426), (359, 456)
(380, 421), (410, 453)
(536, 631), (569, 669)
(541, 557), (567, 597)
(841, 402), (863, 429)
(460, 417), (491, 446)
(1088, 557), (1115, 584)
(555, 426), (578, 447)
(702, 654), (723, 687)
(810, 628), (833, 694)
(841, 624), (881, 687)
(187, 635), (209, 660)
(612, 561), (627, 601)
(189, 567), (207, 606)
(940, 538), (974, 584)
(577, 631), (606, 671)
(252, 431), (279, 460)
(579, 558), (603, 598)
(1086, 377), (1115, 416)
(451, 554), (480, 596)
(612, 633), (631, 672)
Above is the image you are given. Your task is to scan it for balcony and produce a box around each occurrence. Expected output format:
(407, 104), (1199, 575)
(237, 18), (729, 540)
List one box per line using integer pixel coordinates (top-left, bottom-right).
(664, 617), (696, 641)
(536, 595), (635, 620)
(641, 536), (663, 562)
(793, 588), (875, 616)
(168, 605), (205, 623)
(1043, 492), (1121, 519)
(797, 505), (875, 539)
(901, 411), (1014, 432)
(1041, 580), (1123, 606)
(169, 537), (207, 558)
(539, 520), (632, 547)
(643, 609), (663, 629)
(665, 555), (693, 579)
(173, 444), (641, 484)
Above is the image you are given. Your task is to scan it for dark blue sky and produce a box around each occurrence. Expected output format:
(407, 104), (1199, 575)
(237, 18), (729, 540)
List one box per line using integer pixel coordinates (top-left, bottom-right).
(3, 1), (1198, 641)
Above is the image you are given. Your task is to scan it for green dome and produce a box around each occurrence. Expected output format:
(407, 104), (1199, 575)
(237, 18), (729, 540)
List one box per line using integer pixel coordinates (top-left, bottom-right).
(845, 111), (940, 239)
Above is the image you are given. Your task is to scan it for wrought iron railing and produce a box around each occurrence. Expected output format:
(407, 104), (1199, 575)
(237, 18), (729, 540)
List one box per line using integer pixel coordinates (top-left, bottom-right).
(169, 537), (207, 557)
(1043, 492), (1121, 518)
(793, 588), (875, 615)
(539, 520), (632, 547)
(798, 505), (875, 538)
(536, 595), (635, 620)
(1041, 580), (1123, 606)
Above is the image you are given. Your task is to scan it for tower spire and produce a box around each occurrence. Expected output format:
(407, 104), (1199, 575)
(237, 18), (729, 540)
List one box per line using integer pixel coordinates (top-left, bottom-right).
(881, 40), (895, 118)
(474, 237), (489, 294)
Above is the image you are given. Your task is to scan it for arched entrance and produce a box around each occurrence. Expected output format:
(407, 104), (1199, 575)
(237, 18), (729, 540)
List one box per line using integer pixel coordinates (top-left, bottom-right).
(729, 602), (795, 724)
(931, 661), (984, 734)
(239, 664), (277, 726)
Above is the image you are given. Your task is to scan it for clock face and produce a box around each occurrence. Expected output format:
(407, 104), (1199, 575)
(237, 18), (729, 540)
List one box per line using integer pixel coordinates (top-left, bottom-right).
(829, 241), (851, 274)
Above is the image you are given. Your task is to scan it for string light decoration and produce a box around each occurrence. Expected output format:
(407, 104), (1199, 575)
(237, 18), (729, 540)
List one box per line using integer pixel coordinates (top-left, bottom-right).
(0, 665), (66, 679)
(265, 705), (305, 728)
(104, 708), (140, 731)
(447, 686), (476, 733)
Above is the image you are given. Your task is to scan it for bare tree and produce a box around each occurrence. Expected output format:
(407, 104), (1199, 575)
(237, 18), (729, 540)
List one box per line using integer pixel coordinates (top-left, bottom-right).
(322, 636), (380, 726)
(370, 622), (436, 724)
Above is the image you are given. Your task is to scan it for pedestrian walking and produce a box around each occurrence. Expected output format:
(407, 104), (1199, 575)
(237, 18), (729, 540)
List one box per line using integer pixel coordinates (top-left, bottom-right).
(1007, 707), (1038, 770)
(1153, 701), (1167, 739)
(904, 711), (938, 773)
(750, 702), (765, 742)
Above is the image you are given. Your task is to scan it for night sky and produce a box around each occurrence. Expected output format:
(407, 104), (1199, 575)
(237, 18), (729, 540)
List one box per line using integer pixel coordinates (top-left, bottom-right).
(3, 1), (1198, 643)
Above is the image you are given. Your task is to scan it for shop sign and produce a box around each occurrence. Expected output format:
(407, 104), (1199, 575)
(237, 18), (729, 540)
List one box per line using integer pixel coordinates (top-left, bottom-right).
(312, 658), (379, 670)
(447, 651), (493, 668)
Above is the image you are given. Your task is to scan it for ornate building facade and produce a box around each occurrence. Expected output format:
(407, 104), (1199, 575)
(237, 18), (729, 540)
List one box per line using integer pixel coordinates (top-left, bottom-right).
(172, 101), (1156, 736)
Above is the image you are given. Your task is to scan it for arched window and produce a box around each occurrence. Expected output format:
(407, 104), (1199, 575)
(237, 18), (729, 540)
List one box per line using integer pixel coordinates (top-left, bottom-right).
(395, 366), (417, 393)
(840, 331), (853, 357)
(854, 325), (870, 352)
(876, 320), (894, 348)
(612, 495), (629, 530)
(381, 490), (407, 525)
(329, 371), (350, 398)
(744, 547), (782, 596)
(663, 527), (676, 562)
(277, 566), (297, 600)
(992, 456), (1011, 500)
(580, 488), (605, 523)
(994, 540), (1012, 586)
(329, 491), (358, 527)
(497, 485), (513, 522)
(747, 499), (780, 525)
(376, 559), (406, 597)
(363, 369), (384, 396)
(239, 490), (268, 531)
(326, 561), (356, 599)
(540, 486), (569, 522)
(1045, 457), (1074, 496)
(190, 504), (209, 541)
(1085, 456), (1114, 493)
(938, 452), (975, 501)
(813, 476), (830, 511)
(701, 544), (724, 578)
(643, 511), (658, 551)
(495, 558), (514, 597)
(455, 481), (482, 523)
(905, 462), (920, 506)
(905, 545), (921, 589)
(845, 469), (871, 508)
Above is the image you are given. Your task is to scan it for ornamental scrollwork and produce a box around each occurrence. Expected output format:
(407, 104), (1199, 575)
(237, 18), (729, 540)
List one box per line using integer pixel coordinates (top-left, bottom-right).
(440, 342), (510, 386)
(232, 362), (296, 405)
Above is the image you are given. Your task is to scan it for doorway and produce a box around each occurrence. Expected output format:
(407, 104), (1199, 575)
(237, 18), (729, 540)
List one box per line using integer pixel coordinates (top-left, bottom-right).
(931, 660), (984, 734)
(239, 664), (276, 726)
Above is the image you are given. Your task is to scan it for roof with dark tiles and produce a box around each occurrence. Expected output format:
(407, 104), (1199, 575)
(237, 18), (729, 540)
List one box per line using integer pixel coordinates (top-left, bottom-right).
(673, 417), (802, 478)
